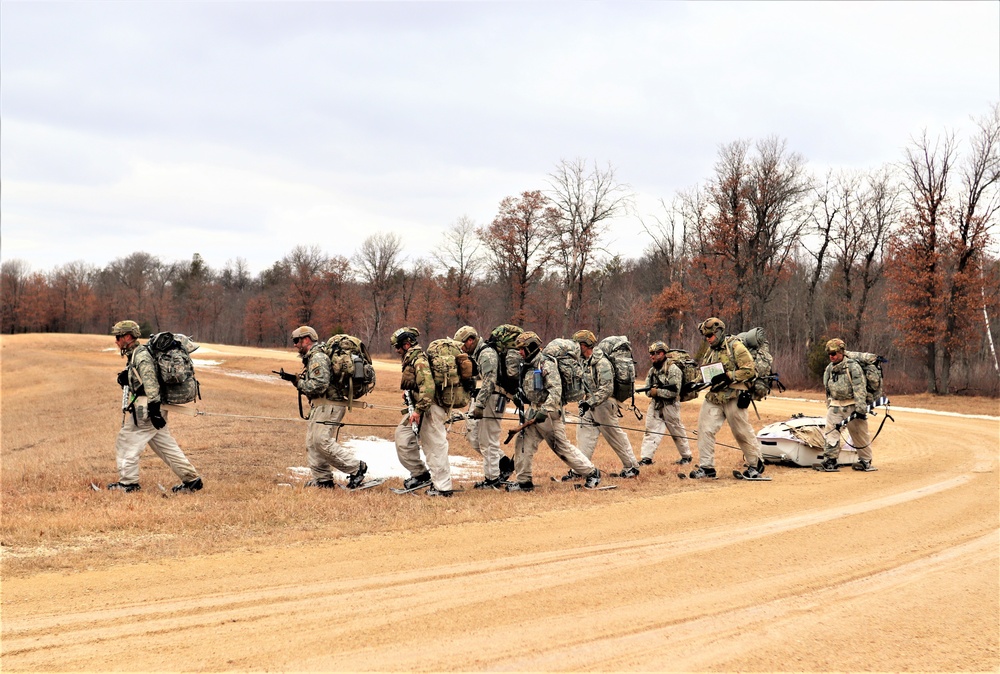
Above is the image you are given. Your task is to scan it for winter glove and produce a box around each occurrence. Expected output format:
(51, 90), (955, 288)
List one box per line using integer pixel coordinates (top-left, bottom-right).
(116, 370), (129, 387)
(852, 411), (868, 421)
(578, 401), (591, 416)
(709, 372), (732, 392)
(277, 368), (299, 385)
(737, 390), (752, 409)
(147, 401), (167, 430)
(471, 407), (484, 420)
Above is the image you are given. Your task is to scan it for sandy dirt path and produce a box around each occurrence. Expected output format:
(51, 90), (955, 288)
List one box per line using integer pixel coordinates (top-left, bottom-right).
(3, 398), (998, 671)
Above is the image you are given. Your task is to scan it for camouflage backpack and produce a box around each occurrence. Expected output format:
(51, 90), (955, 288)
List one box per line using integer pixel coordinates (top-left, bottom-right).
(734, 327), (776, 401)
(663, 348), (704, 402)
(844, 350), (885, 405)
(486, 324), (524, 396)
(596, 335), (636, 403)
(323, 334), (376, 403)
(145, 332), (201, 405)
(541, 338), (585, 404)
(426, 338), (475, 408)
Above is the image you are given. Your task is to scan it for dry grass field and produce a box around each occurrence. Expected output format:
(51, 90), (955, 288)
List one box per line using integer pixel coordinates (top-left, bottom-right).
(2, 332), (998, 671)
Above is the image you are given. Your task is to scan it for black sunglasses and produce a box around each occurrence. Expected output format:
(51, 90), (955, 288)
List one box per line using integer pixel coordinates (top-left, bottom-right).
(292, 336), (302, 344)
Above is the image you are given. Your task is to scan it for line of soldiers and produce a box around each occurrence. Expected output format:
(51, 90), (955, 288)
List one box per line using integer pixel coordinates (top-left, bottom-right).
(105, 316), (877, 493)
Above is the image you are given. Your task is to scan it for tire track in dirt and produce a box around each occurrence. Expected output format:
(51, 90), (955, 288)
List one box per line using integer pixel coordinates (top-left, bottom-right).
(0, 475), (977, 662)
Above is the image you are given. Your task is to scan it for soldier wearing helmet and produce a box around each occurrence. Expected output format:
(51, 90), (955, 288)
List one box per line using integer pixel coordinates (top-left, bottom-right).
(817, 338), (876, 473)
(280, 326), (368, 489)
(107, 320), (202, 494)
(455, 326), (514, 489)
(638, 340), (693, 467)
(571, 330), (640, 479)
(391, 327), (453, 496)
(692, 317), (767, 481)
(505, 331), (601, 492)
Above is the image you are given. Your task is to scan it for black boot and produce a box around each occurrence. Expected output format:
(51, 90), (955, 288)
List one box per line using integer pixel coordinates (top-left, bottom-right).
(403, 471), (432, 490)
(347, 461), (368, 489)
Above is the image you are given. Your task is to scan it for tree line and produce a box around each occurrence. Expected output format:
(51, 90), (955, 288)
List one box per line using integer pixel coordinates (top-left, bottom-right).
(3, 106), (999, 396)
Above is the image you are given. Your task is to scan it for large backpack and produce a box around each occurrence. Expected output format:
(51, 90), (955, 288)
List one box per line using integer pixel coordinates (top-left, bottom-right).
(486, 324), (524, 396)
(663, 348), (704, 402)
(145, 332), (200, 405)
(323, 334), (376, 403)
(596, 335), (636, 403)
(734, 327), (777, 401)
(426, 338), (475, 408)
(541, 338), (585, 404)
(844, 350), (885, 404)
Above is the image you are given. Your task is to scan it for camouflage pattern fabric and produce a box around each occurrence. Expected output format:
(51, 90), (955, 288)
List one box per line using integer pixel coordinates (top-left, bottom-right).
(643, 360), (683, 406)
(520, 351), (563, 418)
(296, 343), (341, 402)
(471, 339), (499, 411)
(824, 357), (867, 410)
(401, 345), (434, 413)
(582, 348), (615, 408)
(126, 342), (161, 404)
(702, 336), (756, 405)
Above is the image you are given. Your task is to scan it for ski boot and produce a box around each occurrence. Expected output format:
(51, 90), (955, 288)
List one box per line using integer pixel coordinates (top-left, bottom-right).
(852, 460), (878, 472)
(814, 457), (840, 472)
(688, 467), (718, 480)
(403, 471), (432, 490)
(583, 469), (602, 489)
(347, 461), (368, 489)
(172, 477), (203, 493)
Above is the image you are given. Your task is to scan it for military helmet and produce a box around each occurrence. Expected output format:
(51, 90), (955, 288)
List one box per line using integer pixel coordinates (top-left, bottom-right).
(454, 325), (479, 344)
(111, 320), (142, 338)
(648, 340), (668, 355)
(699, 317), (726, 337)
(826, 338), (846, 355)
(571, 329), (597, 347)
(513, 331), (542, 359)
(291, 326), (318, 343)
(390, 326), (420, 349)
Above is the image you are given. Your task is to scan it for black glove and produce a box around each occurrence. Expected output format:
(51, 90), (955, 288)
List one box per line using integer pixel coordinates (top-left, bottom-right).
(278, 368), (299, 385)
(709, 372), (732, 392)
(578, 401), (591, 415)
(116, 370), (129, 387)
(737, 390), (752, 409)
(471, 407), (484, 420)
(147, 401), (167, 430)
(462, 379), (476, 394)
(852, 411), (868, 421)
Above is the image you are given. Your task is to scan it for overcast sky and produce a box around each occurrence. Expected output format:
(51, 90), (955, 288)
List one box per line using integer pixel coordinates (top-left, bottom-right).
(2, 1), (998, 276)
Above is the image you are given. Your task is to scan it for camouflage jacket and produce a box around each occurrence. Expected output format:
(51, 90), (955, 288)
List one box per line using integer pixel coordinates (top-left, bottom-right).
(520, 352), (562, 418)
(297, 344), (341, 402)
(702, 336), (756, 405)
(583, 348), (614, 408)
(125, 342), (161, 404)
(400, 345), (434, 413)
(824, 357), (867, 409)
(471, 340), (499, 410)
(644, 361), (682, 404)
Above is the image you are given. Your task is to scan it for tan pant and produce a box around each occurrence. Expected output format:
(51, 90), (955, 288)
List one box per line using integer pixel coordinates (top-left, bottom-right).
(465, 393), (504, 480)
(640, 399), (691, 461)
(577, 399), (638, 469)
(307, 402), (362, 481)
(115, 407), (199, 485)
(514, 413), (595, 484)
(395, 403), (452, 490)
(823, 403), (873, 463)
(696, 398), (763, 468)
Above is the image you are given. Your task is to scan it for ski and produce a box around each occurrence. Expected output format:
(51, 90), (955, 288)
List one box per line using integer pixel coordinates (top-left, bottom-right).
(573, 484), (618, 491)
(733, 470), (772, 481)
(390, 484), (431, 494)
(340, 477), (387, 491)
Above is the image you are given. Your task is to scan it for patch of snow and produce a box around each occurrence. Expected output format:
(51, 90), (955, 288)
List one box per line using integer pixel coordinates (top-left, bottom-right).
(285, 436), (482, 481)
(192, 358), (224, 367)
(772, 396), (999, 421)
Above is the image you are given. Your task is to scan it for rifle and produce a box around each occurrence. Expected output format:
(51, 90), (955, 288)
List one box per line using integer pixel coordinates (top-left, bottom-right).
(272, 369), (299, 385)
(634, 385), (651, 394)
(504, 416), (537, 445)
(403, 390), (420, 436)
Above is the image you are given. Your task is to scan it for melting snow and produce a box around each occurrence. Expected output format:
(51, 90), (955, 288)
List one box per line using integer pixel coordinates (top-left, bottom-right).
(285, 436), (481, 481)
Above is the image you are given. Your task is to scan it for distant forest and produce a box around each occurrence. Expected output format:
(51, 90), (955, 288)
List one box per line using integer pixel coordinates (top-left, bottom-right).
(4, 107), (999, 396)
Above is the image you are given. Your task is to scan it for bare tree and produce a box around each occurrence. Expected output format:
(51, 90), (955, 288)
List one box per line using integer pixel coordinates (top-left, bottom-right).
(547, 158), (632, 333)
(1, 259), (32, 333)
(433, 216), (483, 329)
(478, 191), (557, 325)
(803, 170), (847, 346)
(353, 232), (403, 347)
(282, 245), (330, 326)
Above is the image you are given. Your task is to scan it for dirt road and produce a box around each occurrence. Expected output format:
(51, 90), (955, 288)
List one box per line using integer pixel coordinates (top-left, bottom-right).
(3, 397), (997, 671)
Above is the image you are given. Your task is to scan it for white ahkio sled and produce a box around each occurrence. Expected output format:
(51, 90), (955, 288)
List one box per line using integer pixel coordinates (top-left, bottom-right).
(756, 415), (859, 467)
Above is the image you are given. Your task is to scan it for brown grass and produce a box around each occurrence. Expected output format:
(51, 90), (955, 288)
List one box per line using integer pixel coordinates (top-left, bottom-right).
(2, 333), (996, 578)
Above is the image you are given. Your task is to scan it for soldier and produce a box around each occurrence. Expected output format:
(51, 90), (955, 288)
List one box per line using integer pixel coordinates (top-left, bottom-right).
(454, 326), (515, 489)
(693, 317), (767, 480)
(277, 326), (368, 489)
(570, 330), (640, 479)
(391, 327), (453, 497)
(505, 331), (601, 492)
(817, 338), (876, 472)
(108, 320), (203, 493)
(638, 341), (693, 466)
